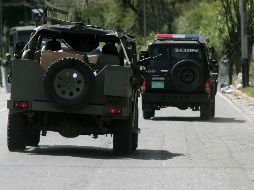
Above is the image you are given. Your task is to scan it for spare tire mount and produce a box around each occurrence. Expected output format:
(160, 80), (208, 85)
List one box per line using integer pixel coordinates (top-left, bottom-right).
(43, 58), (95, 110)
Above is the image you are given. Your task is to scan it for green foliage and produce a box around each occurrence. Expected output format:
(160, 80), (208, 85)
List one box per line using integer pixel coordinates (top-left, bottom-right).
(240, 87), (254, 97)
(48, 0), (175, 51)
(50, 0), (175, 34)
(49, 0), (136, 34)
(136, 32), (156, 51)
(1, 1), (33, 56)
(176, 1), (227, 55)
(219, 0), (254, 83)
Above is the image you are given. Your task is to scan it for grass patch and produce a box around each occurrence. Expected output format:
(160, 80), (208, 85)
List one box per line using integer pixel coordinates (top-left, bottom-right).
(240, 87), (254, 97)
(234, 61), (254, 97)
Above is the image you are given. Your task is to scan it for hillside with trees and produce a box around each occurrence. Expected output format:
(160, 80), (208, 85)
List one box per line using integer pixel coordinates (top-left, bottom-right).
(1, 0), (254, 84)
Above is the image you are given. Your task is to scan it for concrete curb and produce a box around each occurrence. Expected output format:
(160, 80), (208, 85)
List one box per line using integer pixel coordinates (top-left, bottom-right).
(230, 85), (254, 105)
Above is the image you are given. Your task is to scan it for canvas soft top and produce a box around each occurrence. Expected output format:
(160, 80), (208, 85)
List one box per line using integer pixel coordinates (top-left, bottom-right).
(34, 23), (135, 42)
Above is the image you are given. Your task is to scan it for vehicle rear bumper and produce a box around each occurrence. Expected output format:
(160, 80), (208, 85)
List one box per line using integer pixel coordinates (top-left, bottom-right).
(7, 100), (130, 117)
(142, 93), (210, 104)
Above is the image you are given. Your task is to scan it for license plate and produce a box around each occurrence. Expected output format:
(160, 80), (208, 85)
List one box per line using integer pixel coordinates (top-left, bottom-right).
(151, 81), (164, 89)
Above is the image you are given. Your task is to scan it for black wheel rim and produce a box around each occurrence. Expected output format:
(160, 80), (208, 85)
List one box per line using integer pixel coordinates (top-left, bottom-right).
(180, 68), (195, 84)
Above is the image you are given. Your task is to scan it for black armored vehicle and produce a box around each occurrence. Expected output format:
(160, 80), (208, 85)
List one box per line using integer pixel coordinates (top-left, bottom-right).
(140, 34), (218, 120)
(7, 23), (141, 154)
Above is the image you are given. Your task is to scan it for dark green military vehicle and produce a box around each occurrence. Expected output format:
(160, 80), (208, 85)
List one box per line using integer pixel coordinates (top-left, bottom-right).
(7, 23), (141, 154)
(0, 26), (34, 89)
(8, 25), (35, 57)
(140, 34), (218, 120)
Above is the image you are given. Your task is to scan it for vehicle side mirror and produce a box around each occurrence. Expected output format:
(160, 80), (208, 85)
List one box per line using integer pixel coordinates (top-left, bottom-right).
(14, 42), (26, 55)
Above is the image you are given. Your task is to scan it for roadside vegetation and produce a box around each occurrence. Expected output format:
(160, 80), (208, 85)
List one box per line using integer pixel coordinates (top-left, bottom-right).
(239, 61), (254, 97)
(241, 88), (254, 97)
(1, 0), (254, 90)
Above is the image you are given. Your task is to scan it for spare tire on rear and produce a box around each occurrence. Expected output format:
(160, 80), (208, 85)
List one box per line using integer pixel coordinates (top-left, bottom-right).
(171, 59), (202, 92)
(43, 58), (95, 110)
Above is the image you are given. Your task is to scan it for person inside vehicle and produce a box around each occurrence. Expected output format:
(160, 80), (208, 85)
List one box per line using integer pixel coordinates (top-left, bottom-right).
(34, 39), (61, 61)
(44, 39), (61, 51)
(96, 43), (120, 70)
(102, 43), (119, 56)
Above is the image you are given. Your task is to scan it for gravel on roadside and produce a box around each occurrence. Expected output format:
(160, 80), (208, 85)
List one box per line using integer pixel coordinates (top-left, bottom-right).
(221, 86), (254, 121)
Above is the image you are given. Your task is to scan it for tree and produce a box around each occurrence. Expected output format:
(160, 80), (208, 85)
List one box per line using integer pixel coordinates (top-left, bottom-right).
(220, 0), (254, 83)
(176, 0), (254, 84)
(120, 0), (176, 35)
(176, 1), (227, 53)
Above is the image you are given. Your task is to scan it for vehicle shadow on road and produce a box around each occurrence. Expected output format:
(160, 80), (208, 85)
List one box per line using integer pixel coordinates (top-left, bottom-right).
(26, 145), (185, 160)
(152, 116), (245, 123)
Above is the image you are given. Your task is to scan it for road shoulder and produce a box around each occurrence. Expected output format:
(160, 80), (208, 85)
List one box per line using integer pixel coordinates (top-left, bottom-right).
(221, 86), (254, 122)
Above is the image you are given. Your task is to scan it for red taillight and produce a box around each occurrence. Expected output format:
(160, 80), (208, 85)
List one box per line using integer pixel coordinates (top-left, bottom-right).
(155, 34), (173, 40)
(205, 80), (211, 94)
(15, 101), (29, 109)
(141, 79), (148, 92)
(107, 107), (121, 115)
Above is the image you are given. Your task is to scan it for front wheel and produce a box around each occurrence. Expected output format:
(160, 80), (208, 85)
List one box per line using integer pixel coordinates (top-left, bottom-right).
(7, 112), (27, 152)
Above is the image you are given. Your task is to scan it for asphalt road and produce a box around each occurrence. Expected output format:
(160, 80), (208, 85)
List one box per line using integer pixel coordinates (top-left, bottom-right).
(0, 92), (254, 190)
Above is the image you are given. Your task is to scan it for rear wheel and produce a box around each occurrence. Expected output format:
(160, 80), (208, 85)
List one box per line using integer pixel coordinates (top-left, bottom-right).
(200, 100), (212, 120)
(113, 115), (133, 155)
(143, 110), (155, 119)
(27, 128), (40, 147)
(132, 104), (139, 151)
(7, 112), (27, 152)
(211, 96), (215, 118)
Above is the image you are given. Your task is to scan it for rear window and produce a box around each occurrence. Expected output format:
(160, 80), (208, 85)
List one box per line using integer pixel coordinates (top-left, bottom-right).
(149, 45), (170, 69)
(148, 44), (202, 69)
(37, 34), (100, 53)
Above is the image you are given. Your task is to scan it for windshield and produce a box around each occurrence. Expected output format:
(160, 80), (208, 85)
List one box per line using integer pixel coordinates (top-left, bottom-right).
(148, 44), (202, 69)
(18, 31), (33, 43)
